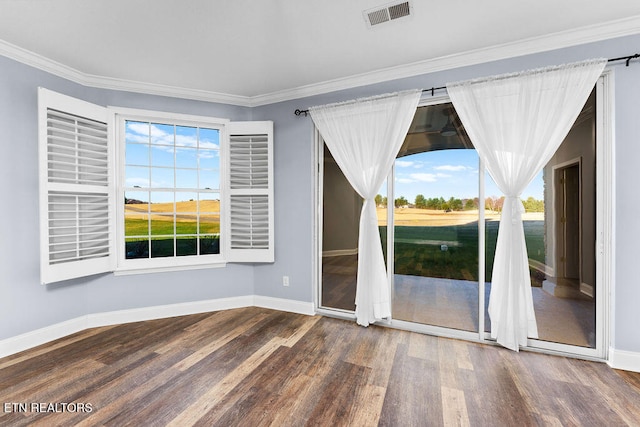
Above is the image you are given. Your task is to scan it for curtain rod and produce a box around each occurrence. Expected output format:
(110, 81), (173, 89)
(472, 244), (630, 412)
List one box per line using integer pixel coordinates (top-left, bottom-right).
(293, 53), (639, 117)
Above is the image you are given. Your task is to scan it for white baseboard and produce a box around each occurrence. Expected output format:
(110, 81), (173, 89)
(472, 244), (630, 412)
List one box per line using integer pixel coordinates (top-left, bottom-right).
(0, 316), (89, 360)
(86, 296), (255, 328)
(254, 295), (315, 316)
(0, 295), (314, 359)
(608, 347), (640, 373)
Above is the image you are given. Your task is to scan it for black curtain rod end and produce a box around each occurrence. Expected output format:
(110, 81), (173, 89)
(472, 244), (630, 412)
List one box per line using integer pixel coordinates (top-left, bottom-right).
(295, 109), (309, 117)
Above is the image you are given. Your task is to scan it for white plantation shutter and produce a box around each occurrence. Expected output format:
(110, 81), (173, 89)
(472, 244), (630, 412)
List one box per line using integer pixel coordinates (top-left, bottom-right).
(38, 88), (115, 284)
(225, 121), (274, 262)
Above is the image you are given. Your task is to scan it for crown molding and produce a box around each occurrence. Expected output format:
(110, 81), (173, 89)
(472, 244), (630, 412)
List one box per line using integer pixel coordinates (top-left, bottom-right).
(81, 73), (255, 107)
(1, 15), (639, 108)
(0, 39), (255, 107)
(250, 14), (640, 106)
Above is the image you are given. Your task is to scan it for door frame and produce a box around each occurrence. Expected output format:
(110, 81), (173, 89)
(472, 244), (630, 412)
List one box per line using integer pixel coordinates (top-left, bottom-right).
(551, 157), (583, 284)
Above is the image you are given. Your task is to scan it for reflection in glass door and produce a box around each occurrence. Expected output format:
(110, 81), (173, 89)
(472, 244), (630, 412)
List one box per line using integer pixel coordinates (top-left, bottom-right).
(482, 89), (597, 349)
(320, 145), (358, 311)
(320, 145), (388, 313)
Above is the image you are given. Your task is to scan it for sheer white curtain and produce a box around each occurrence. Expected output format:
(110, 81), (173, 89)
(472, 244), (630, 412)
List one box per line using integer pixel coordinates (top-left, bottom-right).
(447, 59), (606, 351)
(310, 90), (421, 326)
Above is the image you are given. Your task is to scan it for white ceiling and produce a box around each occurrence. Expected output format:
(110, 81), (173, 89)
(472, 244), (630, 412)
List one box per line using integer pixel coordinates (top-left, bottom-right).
(1, 0), (640, 106)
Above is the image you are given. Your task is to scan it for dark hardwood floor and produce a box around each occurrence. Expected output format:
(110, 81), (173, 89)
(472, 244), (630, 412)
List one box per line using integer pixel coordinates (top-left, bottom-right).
(1, 307), (639, 426)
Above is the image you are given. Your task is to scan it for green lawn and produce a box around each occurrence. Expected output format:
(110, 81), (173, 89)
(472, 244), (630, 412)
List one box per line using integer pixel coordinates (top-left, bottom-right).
(381, 220), (545, 285)
(124, 216), (220, 259)
(125, 218), (220, 236)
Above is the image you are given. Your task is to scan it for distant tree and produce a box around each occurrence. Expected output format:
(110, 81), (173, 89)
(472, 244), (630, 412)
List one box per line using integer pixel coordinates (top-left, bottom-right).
(495, 196), (505, 212)
(414, 194), (426, 209)
(382, 196), (388, 207)
(522, 196), (544, 212)
(464, 199), (476, 210)
(485, 196), (499, 212)
(375, 194), (383, 207)
(395, 196), (408, 208)
(449, 197), (463, 211)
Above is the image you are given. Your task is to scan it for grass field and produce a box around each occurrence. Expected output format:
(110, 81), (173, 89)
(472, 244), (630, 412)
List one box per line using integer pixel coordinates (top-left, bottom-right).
(124, 200), (220, 258)
(377, 208), (546, 285)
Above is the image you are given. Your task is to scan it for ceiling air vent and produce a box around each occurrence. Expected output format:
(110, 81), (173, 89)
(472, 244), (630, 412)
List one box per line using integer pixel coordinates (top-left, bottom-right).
(364, 1), (411, 27)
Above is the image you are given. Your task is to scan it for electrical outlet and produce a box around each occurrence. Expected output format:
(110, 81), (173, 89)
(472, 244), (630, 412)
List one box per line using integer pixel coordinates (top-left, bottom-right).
(282, 276), (289, 287)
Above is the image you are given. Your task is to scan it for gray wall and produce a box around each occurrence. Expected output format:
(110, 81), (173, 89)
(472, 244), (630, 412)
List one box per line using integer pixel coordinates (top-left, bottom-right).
(0, 55), (255, 340)
(253, 33), (640, 354)
(322, 147), (362, 254)
(2, 32), (640, 354)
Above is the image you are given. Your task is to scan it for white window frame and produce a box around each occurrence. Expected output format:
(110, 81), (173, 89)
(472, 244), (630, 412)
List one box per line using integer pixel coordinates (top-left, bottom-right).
(112, 108), (230, 274)
(39, 89), (274, 283)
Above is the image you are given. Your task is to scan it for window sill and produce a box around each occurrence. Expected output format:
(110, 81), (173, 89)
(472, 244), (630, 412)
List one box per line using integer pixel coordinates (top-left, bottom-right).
(114, 261), (227, 276)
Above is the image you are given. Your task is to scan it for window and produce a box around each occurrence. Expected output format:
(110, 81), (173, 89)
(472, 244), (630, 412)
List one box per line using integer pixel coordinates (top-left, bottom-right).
(123, 120), (221, 261)
(38, 88), (273, 284)
(116, 111), (228, 271)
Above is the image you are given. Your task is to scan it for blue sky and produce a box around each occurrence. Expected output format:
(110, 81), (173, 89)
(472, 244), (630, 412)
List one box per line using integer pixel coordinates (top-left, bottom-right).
(124, 121), (221, 203)
(390, 149), (544, 203)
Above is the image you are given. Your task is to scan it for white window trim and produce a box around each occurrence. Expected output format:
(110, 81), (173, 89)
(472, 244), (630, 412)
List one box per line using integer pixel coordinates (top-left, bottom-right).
(39, 89), (274, 283)
(111, 107), (230, 273)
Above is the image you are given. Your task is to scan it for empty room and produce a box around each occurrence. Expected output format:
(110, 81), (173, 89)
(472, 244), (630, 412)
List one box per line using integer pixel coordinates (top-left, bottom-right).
(1, 1), (640, 425)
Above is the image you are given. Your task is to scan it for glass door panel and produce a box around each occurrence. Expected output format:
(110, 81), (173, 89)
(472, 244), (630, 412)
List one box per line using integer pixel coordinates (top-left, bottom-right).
(391, 103), (480, 332)
(320, 145), (358, 311)
(533, 89), (596, 348)
(321, 145), (388, 312)
(483, 89), (597, 348)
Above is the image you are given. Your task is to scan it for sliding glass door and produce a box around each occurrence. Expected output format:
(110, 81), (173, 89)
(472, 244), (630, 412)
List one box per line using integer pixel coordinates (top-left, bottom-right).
(319, 83), (607, 358)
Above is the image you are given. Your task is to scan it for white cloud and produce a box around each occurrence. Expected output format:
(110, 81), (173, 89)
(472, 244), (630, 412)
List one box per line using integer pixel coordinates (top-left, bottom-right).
(395, 160), (414, 168)
(199, 141), (219, 150)
(198, 150), (219, 159)
(125, 122), (219, 150)
(396, 178), (415, 184)
(175, 134), (198, 148)
(409, 173), (438, 182)
(434, 165), (469, 172)
(125, 122), (172, 144)
(400, 172), (453, 183)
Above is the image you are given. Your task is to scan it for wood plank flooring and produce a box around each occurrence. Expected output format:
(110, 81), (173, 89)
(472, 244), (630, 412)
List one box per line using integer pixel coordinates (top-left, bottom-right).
(1, 307), (639, 426)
